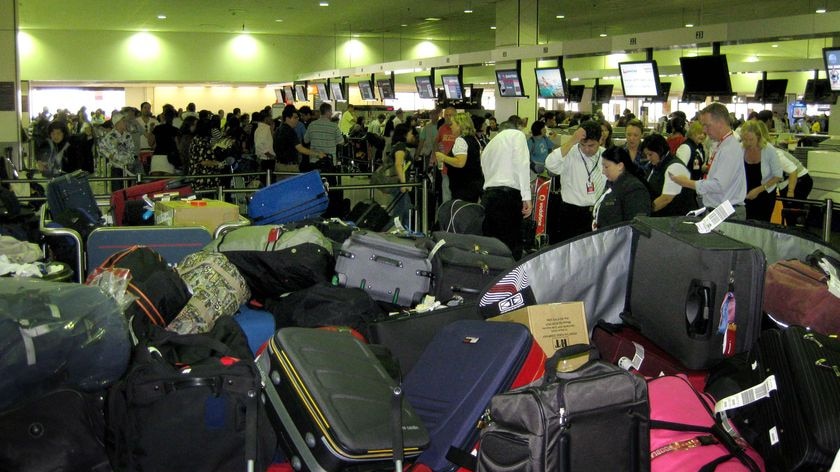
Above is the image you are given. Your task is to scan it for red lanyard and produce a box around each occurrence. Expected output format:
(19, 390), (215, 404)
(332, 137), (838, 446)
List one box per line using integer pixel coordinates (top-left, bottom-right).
(704, 131), (733, 179)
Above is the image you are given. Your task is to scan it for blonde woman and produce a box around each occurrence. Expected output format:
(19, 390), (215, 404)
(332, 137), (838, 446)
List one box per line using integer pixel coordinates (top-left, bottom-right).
(740, 120), (783, 222)
(675, 120), (707, 180)
(435, 112), (484, 202)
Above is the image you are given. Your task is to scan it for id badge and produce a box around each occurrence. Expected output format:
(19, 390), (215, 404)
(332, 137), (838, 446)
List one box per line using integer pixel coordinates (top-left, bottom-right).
(586, 182), (595, 194)
(693, 161), (701, 170)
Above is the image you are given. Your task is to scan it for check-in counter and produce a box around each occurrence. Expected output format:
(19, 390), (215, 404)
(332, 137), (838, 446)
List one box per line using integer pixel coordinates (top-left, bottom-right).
(806, 150), (840, 200)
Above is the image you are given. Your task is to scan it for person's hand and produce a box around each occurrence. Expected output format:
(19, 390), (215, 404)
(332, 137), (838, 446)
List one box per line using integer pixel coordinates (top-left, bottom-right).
(400, 186), (410, 193)
(669, 173), (689, 187)
(522, 200), (533, 218)
(746, 188), (761, 200)
(572, 127), (587, 142)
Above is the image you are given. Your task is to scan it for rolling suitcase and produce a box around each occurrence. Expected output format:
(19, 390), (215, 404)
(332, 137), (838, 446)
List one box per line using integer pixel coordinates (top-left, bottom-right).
(435, 199), (484, 235)
(402, 320), (538, 472)
(429, 232), (515, 303)
(735, 327), (840, 471)
(110, 178), (193, 226)
(86, 226), (212, 275)
(256, 327), (430, 472)
(624, 216), (765, 370)
(248, 171), (329, 225)
(46, 170), (102, 223)
(335, 231), (432, 307)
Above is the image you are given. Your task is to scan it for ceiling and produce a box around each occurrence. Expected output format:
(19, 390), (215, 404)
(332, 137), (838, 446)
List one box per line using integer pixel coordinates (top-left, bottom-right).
(17, 0), (840, 44)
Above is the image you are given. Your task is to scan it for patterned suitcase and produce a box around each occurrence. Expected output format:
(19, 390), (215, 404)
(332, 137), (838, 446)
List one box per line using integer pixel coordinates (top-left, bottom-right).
(335, 231), (432, 307)
(248, 171), (328, 225)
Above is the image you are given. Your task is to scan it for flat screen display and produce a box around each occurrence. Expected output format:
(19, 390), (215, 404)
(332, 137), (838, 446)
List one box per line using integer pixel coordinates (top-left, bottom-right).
(376, 79), (395, 100)
(283, 85), (294, 103)
(535, 67), (567, 99)
(358, 81), (375, 101)
(594, 84), (614, 103)
(330, 83), (345, 102)
(415, 76), (436, 99)
(679, 55), (733, 97)
(824, 48), (840, 91)
(648, 82), (671, 102)
(294, 83), (307, 102)
(753, 79), (787, 104)
(804, 79), (837, 105)
(441, 75), (463, 100)
(495, 69), (526, 97)
(274, 89), (284, 103)
(567, 85), (585, 102)
(618, 61), (661, 97)
(315, 83), (329, 100)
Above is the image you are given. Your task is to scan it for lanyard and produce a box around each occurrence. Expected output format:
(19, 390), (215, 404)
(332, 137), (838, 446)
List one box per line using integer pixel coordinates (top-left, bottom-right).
(705, 131), (733, 177)
(579, 147), (600, 183)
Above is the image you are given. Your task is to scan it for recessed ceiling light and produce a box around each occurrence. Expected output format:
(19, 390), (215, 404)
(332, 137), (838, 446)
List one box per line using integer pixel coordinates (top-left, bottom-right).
(157, 14), (167, 19)
(816, 8), (827, 13)
(401, 23), (407, 27)
(556, 15), (565, 19)
(685, 23), (694, 27)
(771, 44), (779, 48)
(424, 17), (442, 21)
(319, 1), (329, 6)
(464, 9), (473, 13)
(490, 26), (496, 30)
(599, 33), (607, 37)
(275, 19), (284, 22)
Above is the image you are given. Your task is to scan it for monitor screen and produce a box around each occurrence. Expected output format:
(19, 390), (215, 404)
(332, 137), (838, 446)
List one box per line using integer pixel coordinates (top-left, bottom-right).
(415, 76), (436, 99)
(594, 84), (614, 103)
(274, 89), (284, 103)
(804, 79), (837, 105)
(330, 82), (345, 102)
(470, 87), (484, 104)
(824, 48), (840, 91)
(283, 85), (294, 103)
(535, 67), (567, 99)
(679, 55), (732, 97)
(647, 82), (671, 102)
(294, 83), (307, 102)
(495, 69), (526, 97)
(441, 75), (463, 100)
(753, 79), (788, 104)
(315, 83), (329, 100)
(376, 79), (395, 100)
(618, 61), (661, 97)
(680, 91), (707, 102)
(358, 80), (375, 101)
(567, 85), (585, 102)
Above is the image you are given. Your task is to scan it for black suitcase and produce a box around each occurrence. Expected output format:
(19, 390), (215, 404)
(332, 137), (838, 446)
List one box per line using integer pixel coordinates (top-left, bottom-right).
(624, 216), (765, 369)
(435, 199), (484, 235)
(256, 327), (430, 472)
(740, 327), (840, 471)
(367, 303), (484, 377)
(429, 232), (515, 303)
(46, 170), (102, 222)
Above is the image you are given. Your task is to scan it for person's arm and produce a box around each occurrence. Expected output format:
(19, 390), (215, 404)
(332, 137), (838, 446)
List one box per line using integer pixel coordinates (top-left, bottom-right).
(303, 126), (312, 145)
(295, 143), (324, 159)
(561, 127), (586, 157)
(394, 148), (409, 192)
(652, 194), (675, 212)
(669, 173), (696, 190)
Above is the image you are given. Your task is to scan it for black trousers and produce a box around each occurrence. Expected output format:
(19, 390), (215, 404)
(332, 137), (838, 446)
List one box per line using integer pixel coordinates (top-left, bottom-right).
(551, 201), (593, 243)
(482, 186), (524, 260)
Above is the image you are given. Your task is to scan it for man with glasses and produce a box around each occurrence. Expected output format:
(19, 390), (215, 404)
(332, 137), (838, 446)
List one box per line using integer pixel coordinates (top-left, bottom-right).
(670, 102), (746, 220)
(545, 120), (607, 241)
(275, 105), (325, 166)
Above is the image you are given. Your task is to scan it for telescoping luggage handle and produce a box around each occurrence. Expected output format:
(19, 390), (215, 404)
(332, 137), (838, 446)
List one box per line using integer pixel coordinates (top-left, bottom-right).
(543, 344), (598, 381)
(392, 385), (405, 472)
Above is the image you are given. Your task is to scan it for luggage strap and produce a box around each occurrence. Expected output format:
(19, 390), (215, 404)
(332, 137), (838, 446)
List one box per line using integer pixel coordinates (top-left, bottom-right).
(445, 446), (476, 471)
(649, 420), (760, 472)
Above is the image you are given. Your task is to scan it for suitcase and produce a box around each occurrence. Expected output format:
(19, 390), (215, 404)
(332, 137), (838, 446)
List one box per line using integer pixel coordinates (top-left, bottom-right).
(592, 322), (709, 392)
(46, 170), (102, 223)
(435, 199), (484, 235)
(763, 259), (840, 335)
(233, 304), (277, 355)
(110, 178), (193, 226)
(624, 216), (766, 369)
(256, 327), (430, 472)
(86, 226), (212, 275)
(347, 194), (406, 232)
(335, 231), (432, 307)
(368, 303), (485, 377)
(737, 327), (840, 471)
(402, 320), (537, 472)
(429, 232), (515, 303)
(248, 171), (329, 225)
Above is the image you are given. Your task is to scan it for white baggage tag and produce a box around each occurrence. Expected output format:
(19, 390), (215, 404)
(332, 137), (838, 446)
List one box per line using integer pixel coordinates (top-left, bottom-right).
(714, 375), (777, 414)
(695, 200), (735, 234)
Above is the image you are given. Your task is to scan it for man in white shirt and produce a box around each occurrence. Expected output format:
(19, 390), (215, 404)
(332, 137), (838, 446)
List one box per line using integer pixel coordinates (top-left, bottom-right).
(481, 116), (533, 259)
(544, 120), (606, 241)
(253, 111), (276, 184)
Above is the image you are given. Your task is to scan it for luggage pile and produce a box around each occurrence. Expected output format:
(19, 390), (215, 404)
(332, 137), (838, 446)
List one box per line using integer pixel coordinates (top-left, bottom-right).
(8, 168), (840, 472)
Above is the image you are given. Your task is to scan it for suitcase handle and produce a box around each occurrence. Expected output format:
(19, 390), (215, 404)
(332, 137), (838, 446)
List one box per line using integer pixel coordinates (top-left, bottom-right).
(372, 254), (403, 268)
(544, 344), (597, 381)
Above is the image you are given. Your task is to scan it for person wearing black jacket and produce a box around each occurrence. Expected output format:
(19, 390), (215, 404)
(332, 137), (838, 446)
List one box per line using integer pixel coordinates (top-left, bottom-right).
(593, 146), (651, 229)
(644, 133), (698, 217)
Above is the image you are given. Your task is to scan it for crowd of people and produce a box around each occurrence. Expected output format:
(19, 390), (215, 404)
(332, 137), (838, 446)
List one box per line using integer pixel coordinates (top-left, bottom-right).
(26, 99), (815, 259)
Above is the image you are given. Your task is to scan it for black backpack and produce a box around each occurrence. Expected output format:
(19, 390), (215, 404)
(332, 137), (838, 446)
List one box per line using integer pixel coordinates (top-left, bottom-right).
(106, 316), (276, 472)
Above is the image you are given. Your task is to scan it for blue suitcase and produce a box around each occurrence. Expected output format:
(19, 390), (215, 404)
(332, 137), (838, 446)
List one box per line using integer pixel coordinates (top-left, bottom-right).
(85, 226), (212, 276)
(46, 170), (102, 223)
(234, 305), (276, 356)
(248, 171), (329, 225)
(403, 320), (534, 472)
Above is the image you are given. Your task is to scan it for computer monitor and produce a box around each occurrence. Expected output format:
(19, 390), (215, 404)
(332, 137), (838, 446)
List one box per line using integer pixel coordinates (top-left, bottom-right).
(274, 89), (284, 103)
(376, 79), (395, 100)
(294, 83), (307, 102)
(441, 75), (463, 100)
(315, 83), (329, 100)
(647, 82), (671, 103)
(535, 67), (567, 99)
(823, 47), (840, 92)
(594, 84), (614, 103)
(753, 79), (787, 104)
(618, 60), (661, 97)
(330, 82), (345, 102)
(680, 55), (733, 97)
(358, 80), (375, 101)
(803, 79), (837, 105)
(567, 85), (585, 102)
(415, 76), (436, 99)
(283, 85), (294, 103)
(495, 69), (526, 97)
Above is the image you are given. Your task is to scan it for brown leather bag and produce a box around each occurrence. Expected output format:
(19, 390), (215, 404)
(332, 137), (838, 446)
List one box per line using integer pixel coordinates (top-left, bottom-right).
(763, 259), (840, 335)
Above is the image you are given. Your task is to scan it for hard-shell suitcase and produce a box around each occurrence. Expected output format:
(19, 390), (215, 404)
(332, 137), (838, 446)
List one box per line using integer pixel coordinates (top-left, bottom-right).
(335, 231), (432, 307)
(762, 259), (840, 335)
(86, 226), (212, 275)
(46, 170), (102, 223)
(367, 304), (485, 377)
(402, 320), (536, 472)
(429, 232), (515, 303)
(592, 322), (709, 392)
(738, 327), (840, 471)
(110, 178), (193, 226)
(256, 327), (430, 472)
(248, 171), (328, 225)
(624, 216), (766, 369)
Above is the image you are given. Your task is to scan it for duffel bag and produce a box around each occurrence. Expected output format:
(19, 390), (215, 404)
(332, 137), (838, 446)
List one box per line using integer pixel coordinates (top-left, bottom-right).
(205, 224), (331, 253)
(223, 243), (335, 299)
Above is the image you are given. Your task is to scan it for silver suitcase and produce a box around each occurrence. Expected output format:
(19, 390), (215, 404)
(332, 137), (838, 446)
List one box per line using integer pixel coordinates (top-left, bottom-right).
(335, 231), (432, 307)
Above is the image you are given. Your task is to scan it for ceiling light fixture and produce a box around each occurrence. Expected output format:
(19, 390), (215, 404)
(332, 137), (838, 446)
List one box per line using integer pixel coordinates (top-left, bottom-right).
(556, 15), (565, 19)
(275, 19), (283, 22)
(157, 15), (167, 19)
(425, 17), (442, 21)
(816, 8), (827, 13)
(464, 8), (473, 13)
(401, 23), (407, 27)
(771, 44), (779, 48)
(490, 26), (496, 30)
(685, 23), (694, 27)
(600, 33), (607, 37)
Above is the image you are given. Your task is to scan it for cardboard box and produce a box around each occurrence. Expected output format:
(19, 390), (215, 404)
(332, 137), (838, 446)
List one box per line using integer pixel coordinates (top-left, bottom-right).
(155, 199), (239, 234)
(489, 302), (590, 371)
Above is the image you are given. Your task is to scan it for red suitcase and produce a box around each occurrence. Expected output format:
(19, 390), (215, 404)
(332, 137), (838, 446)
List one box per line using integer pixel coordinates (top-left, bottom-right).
(593, 322), (709, 392)
(110, 178), (192, 225)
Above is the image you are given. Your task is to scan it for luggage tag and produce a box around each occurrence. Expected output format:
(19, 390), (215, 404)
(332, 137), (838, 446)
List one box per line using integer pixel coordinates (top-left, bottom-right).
(719, 275), (737, 357)
(585, 181), (595, 194)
